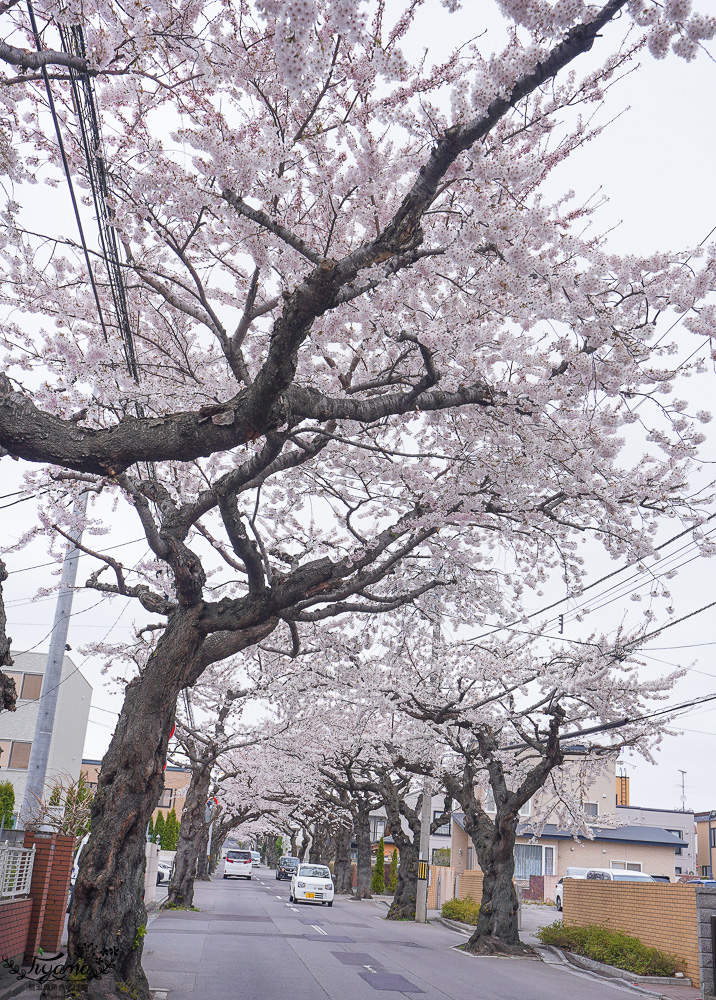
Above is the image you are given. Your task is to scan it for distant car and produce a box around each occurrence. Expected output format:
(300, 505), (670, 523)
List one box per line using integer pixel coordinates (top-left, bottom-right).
(223, 849), (253, 879)
(276, 856), (300, 881)
(683, 878), (716, 885)
(156, 860), (172, 886)
(555, 869), (655, 910)
(650, 874), (671, 883)
(251, 851), (261, 868)
(289, 864), (334, 906)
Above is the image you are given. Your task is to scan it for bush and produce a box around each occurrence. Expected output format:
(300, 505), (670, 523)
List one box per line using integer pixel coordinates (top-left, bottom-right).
(371, 836), (386, 894)
(388, 849), (398, 894)
(537, 923), (681, 977)
(441, 895), (480, 926)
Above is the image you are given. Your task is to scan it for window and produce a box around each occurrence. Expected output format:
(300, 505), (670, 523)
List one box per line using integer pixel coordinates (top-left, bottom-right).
(4, 671), (22, 696)
(158, 788), (173, 809)
(20, 674), (43, 700)
(710, 828), (716, 850)
(702, 866), (711, 877)
(514, 844), (542, 879)
(371, 817), (386, 842)
(481, 788), (496, 812)
(432, 847), (451, 866)
(0, 739), (11, 768)
(666, 829), (684, 855)
(583, 802), (599, 818)
(467, 847), (474, 870)
(610, 861), (642, 871)
(675, 867), (682, 875)
(8, 741), (32, 769)
(518, 799), (532, 817)
(432, 811), (451, 836)
(544, 846), (555, 876)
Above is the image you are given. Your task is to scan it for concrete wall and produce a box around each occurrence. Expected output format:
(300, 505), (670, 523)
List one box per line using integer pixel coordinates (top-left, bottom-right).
(697, 885), (716, 998)
(563, 879), (699, 983)
(427, 866), (454, 909)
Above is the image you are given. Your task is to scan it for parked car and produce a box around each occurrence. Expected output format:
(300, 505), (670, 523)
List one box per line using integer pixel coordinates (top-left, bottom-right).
(650, 874), (671, 883)
(223, 849), (253, 879)
(157, 860), (173, 885)
(251, 851), (261, 868)
(555, 868), (655, 910)
(276, 856), (300, 881)
(289, 864), (334, 906)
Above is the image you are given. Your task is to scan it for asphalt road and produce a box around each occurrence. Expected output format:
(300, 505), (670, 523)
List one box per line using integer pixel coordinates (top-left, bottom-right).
(142, 869), (661, 1000)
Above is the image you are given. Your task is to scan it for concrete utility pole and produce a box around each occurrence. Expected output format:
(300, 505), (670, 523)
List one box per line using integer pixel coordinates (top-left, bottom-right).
(19, 493), (88, 828)
(416, 609), (441, 923)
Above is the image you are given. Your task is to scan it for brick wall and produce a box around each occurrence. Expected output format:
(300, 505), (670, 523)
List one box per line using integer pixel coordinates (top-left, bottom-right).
(563, 880), (699, 982)
(457, 869), (484, 904)
(23, 832), (74, 960)
(0, 898), (33, 974)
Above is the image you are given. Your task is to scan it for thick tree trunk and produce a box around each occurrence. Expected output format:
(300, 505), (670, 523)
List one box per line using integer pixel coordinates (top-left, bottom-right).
(387, 843), (418, 920)
(353, 806), (372, 900)
(464, 815), (527, 955)
(333, 821), (353, 895)
(169, 759), (211, 906)
(66, 609), (204, 1000)
(196, 825), (210, 880)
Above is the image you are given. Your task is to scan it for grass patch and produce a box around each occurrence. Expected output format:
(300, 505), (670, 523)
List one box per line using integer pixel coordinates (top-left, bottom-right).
(537, 923), (681, 977)
(441, 895), (480, 926)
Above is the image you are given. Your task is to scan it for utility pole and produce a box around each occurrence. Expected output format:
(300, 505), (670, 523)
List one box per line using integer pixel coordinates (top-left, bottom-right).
(19, 493), (88, 828)
(416, 611), (440, 923)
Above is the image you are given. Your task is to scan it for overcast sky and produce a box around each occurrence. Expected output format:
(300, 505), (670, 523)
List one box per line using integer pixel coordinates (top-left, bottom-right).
(2, 1), (715, 820)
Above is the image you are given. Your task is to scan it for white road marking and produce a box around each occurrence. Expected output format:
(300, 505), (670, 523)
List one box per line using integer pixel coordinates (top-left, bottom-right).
(311, 924), (327, 935)
(363, 965), (377, 974)
(290, 907), (299, 912)
(275, 895), (282, 899)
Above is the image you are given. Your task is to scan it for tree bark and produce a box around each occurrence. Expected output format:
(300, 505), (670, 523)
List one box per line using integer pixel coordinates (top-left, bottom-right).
(465, 813), (523, 954)
(388, 843), (418, 920)
(353, 804), (373, 900)
(333, 821), (353, 895)
(196, 825), (210, 880)
(66, 609), (203, 1000)
(169, 757), (211, 906)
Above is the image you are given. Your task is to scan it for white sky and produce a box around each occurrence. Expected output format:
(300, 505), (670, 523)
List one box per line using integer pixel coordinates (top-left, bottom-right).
(2, 1), (716, 818)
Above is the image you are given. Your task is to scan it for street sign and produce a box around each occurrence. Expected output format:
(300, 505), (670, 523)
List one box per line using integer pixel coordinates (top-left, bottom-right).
(417, 860), (429, 881)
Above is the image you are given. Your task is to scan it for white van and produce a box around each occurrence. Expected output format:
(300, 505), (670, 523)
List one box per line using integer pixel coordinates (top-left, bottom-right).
(555, 868), (655, 910)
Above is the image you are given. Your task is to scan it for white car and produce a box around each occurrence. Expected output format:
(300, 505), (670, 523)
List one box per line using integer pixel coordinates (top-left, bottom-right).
(223, 849), (253, 879)
(156, 860), (172, 885)
(251, 851), (261, 868)
(555, 868), (655, 910)
(289, 864), (334, 906)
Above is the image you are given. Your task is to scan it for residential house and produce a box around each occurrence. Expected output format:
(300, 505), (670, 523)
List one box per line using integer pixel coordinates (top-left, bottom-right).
(695, 810), (716, 876)
(81, 759), (191, 822)
(0, 651), (91, 819)
(617, 804), (695, 876)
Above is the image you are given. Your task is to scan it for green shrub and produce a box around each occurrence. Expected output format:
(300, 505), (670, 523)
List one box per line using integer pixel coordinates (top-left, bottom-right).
(441, 895), (480, 925)
(371, 836), (386, 894)
(388, 849), (398, 894)
(537, 922), (681, 977)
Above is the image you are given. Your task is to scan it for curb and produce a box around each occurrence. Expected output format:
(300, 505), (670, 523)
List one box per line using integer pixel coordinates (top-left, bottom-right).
(437, 916), (471, 935)
(539, 946), (693, 997)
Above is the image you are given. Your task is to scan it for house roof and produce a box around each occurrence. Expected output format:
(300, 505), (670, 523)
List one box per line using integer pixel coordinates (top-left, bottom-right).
(452, 813), (684, 847)
(517, 823), (685, 847)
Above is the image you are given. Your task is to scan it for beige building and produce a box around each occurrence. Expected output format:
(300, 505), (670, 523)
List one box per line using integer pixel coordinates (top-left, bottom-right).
(695, 810), (716, 876)
(0, 651), (91, 818)
(81, 759), (191, 822)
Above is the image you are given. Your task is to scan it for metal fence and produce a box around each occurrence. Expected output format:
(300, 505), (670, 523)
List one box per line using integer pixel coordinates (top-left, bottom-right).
(0, 842), (36, 899)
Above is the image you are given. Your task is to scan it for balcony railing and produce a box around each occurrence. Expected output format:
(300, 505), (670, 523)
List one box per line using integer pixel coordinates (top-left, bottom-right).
(0, 842), (36, 899)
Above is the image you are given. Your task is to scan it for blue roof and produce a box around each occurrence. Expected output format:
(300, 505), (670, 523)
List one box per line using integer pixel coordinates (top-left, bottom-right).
(452, 813), (684, 847)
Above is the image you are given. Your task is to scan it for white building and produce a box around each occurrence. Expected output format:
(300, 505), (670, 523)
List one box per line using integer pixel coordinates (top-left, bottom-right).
(0, 651), (91, 819)
(617, 804), (696, 877)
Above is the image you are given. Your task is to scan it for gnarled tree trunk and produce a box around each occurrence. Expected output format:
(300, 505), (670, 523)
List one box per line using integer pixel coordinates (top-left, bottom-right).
(388, 843), (418, 919)
(67, 610), (204, 1000)
(196, 825), (211, 880)
(465, 813), (522, 953)
(169, 756), (211, 906)
(333, 820), (353, 894)
(353, 803), (373, 900)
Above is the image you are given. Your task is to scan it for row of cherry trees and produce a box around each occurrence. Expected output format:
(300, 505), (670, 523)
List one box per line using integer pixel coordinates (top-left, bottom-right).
(0, 0), (715, 995)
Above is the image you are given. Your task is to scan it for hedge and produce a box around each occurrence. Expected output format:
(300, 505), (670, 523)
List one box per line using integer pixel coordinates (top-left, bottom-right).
(537, 923), (681, 977)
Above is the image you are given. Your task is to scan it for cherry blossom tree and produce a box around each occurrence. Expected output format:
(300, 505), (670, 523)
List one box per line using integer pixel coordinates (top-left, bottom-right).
(0, 1), (714, 997)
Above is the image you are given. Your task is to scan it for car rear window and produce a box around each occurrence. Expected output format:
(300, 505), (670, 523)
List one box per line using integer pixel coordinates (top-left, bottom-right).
(227, 851), (251, 860)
